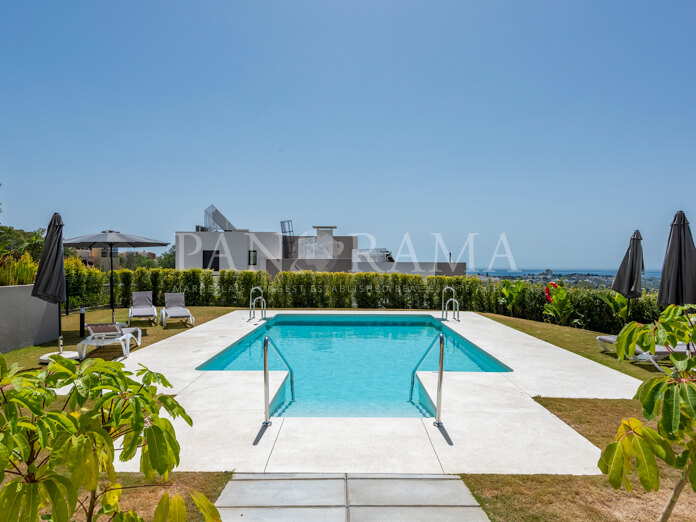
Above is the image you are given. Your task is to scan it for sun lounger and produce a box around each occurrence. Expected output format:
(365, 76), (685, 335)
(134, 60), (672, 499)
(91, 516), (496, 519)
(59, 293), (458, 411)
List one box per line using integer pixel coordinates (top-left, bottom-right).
(77, 323), (142, 360)
(596, 335), (692, 372)
(160, 292), (195, 328)
(128, 291), (158, 326)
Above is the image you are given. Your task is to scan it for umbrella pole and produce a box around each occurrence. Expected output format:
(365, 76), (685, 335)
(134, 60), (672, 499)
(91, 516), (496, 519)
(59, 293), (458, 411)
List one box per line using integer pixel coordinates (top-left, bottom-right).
(110, 244), (115, 324)
(58, 304), (63, 354)
(627, 297), (631, 322)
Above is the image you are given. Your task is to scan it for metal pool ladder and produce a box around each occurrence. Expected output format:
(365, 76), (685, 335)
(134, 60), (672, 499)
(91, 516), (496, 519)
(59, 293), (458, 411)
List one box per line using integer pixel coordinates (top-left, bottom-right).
(263, 336), (295, 427)
(409, 333), (445, 427)
(441, 286), (460, 321)
(249, 286), (267, 321)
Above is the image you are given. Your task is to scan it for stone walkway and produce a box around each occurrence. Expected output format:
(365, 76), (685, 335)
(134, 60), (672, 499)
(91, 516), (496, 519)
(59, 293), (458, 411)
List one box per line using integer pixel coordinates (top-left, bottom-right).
(215, 473), (489, 521)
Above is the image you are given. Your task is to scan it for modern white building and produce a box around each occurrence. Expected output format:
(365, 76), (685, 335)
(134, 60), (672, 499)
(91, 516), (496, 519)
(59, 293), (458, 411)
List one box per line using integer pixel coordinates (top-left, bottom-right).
(175, 206), (466, 278)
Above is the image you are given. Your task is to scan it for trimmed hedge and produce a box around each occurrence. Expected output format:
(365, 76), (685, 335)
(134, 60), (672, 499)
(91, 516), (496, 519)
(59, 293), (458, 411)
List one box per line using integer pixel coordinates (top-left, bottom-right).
(63, 265), (662, 334)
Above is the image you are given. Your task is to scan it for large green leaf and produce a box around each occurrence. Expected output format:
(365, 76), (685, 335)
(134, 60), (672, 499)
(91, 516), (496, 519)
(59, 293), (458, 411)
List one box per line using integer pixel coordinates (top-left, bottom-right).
(641, 426), (675, 466)
(662, 385), (681, 434)
(0, 481), (23, 522)
(642, 381), (667, 420)
(680, 383), (696, 419)
(191, 490), (222, 522)
(598, 441), (625, 489)
(153, 492), (170, 522)
(20, 482), (39, 522)
(168, 493), (187, 522)
(41, 478), (69, 522)
(0, 443), (9, 482)
(145, 425), (170, 476)
(632, 436), (660, 491)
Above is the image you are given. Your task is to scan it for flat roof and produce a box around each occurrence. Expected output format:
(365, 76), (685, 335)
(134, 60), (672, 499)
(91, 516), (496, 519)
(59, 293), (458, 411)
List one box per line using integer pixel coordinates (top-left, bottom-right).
(312, 225), (337, 229)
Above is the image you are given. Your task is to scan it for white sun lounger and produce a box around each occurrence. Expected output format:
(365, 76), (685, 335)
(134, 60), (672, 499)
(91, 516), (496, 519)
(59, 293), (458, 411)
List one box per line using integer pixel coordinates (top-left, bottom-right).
(597, 335), (691, 372)
(128, 291), (158, 325)
(77, 323), (142, 360)
(160, 292), (195, 328)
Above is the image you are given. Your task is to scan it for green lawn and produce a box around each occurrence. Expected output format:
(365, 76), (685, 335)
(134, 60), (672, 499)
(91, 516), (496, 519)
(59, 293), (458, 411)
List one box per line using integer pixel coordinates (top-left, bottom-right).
(482, 312), (663, 381)
(4, 306), (233, 370)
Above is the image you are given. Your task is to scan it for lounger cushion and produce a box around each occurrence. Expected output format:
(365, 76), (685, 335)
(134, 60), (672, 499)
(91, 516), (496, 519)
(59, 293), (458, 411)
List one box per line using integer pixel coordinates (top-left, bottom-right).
(166, 307), (191, 318)
(131, 306), (156, 317)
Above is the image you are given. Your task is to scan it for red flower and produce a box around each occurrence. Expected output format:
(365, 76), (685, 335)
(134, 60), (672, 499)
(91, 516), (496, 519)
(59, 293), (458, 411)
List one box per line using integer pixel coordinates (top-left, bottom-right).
(545, 281), (558, 303)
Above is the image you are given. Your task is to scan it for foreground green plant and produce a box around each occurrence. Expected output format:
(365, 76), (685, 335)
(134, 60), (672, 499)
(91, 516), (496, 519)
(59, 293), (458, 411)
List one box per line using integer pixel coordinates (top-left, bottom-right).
(0, 354), (220, 522)
(599, 305), (696, 521)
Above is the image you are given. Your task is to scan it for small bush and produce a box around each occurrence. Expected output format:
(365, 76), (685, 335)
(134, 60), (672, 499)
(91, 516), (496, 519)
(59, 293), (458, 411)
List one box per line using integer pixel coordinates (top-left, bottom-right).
(201, 269), (215, 305)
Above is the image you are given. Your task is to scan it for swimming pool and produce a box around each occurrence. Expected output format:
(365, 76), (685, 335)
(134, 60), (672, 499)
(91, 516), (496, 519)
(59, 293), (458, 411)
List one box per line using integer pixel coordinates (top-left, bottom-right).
(198, 314), (511, 417)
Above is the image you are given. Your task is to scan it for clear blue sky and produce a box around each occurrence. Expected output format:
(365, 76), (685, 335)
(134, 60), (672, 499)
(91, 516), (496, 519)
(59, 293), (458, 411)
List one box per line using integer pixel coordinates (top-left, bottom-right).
(1, 1), (694, 270)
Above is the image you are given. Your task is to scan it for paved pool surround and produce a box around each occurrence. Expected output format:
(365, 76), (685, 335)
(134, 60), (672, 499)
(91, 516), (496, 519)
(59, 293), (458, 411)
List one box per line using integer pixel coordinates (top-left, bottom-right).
(114, 310), (641, 475)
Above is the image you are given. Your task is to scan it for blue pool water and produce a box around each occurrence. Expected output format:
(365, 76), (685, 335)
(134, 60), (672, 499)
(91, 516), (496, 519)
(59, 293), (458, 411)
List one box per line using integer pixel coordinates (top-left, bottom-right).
(198, 315), (511, 417)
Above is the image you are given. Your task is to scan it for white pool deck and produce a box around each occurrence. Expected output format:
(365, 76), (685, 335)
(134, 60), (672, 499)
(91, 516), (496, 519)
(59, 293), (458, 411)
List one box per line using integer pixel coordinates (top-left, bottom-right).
(114, 310), (641, 475)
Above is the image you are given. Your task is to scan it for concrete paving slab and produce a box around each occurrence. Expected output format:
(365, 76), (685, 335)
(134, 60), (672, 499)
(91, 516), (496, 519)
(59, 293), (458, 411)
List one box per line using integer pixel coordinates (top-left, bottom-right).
(348, 478), (478, 506)
(266, 418), (443, 473)
(174, 371), (287, 412)
(417, 372), (549, 414)
(216, 478), (345, 507)
(233, 473), (345, 480)
(349, 506), (489, 522)
(347, 473), (458, 479)
(218, 507), (346, 521)
(423, 412), (601, 475)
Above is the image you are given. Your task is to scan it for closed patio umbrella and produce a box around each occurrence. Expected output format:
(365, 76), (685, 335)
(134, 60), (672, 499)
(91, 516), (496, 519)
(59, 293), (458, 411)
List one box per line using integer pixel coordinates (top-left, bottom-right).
(63, 231), (168, 323)
(32, 213), (79, 361)
(658, 211), (696, 307)
(612, 230), (644, 319)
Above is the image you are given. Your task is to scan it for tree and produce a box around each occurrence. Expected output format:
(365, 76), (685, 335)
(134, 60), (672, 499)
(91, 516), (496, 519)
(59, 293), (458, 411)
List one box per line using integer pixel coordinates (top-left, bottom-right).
(599, 305), (696, 521)
(0, 226), (45, 260)
(158, 246), (176, 269)
(0, 354), (221, 521)
(121, 252), (158, 270)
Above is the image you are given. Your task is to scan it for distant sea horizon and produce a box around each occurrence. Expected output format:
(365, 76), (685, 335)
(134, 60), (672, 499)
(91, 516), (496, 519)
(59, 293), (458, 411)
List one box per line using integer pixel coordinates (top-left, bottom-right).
(469, 268), (662, 278)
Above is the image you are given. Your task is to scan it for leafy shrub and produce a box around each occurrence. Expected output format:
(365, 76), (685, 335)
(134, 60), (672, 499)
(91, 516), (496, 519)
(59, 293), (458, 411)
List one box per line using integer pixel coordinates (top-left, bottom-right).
(133, 266), (152, 292)
(201, 269), (215, 305)
(116, 269), (134, 307)
(64, 257), (107, 308)
(182, 269), (202, 305)
(218, 269), (240, 306)
(56, 265), (664, 335)
(149, 267), (164, 306)
(0, 252), (37, 286)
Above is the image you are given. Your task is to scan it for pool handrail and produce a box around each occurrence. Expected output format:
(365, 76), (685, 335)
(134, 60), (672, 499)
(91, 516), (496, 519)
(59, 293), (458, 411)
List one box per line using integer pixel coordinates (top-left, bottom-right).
(444, 297), (460, 321)
(262, 335), (295, 426)
(409, 333), (443, 402)
(252, 295), (267, 320)
(249, 286), (264, 319)
(441, 286), (456, 319)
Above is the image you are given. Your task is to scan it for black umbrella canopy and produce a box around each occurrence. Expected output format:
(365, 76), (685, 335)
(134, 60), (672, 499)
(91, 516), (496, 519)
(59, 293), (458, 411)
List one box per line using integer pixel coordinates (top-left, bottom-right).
(32, 213), (66, 305)
(612, 230), (644, 300)
(63, 230), (169, 249)
(63, 231), (168, 323)
(32, 213), (66, 354)
(658, 211), (696, 306)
